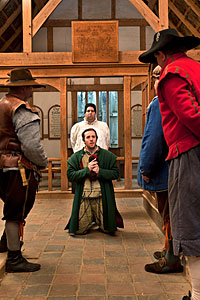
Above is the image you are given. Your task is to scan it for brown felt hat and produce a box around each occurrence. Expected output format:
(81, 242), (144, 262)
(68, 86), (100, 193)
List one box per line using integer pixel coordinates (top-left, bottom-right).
(139, 28), (200, 63)
(3, 68), (45, 88)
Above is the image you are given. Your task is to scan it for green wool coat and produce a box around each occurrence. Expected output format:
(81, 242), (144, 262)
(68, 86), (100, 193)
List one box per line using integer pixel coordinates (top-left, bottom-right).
(65, 147), (124, 233)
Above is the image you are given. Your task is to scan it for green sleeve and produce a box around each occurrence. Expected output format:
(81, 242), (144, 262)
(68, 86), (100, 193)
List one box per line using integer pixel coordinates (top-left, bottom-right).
(67, 162), (90, 182)
(98, 159), (119, 181)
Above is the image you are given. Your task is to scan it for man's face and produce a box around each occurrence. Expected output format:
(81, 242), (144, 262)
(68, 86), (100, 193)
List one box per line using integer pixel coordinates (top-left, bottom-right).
(84, 130), (97, 151)
(154, 51), (166, 67)
(85, 106), (96, 123)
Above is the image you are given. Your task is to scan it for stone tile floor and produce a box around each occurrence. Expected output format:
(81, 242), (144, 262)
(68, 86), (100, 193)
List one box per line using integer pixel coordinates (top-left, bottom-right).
(0, 197), (191, 300)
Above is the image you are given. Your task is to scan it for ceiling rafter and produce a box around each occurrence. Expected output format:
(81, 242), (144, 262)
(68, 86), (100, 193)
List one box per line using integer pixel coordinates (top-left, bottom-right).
(128, 0), (160, 31)
(0, 4), (21, 36)
(0, 0), (10, 11)
(184, 0), (200, 18)
(128, 0), (168, 31)
(169, 0), (200, 37)
(0, 26), (21, 52)
(32, 0), (63, 37)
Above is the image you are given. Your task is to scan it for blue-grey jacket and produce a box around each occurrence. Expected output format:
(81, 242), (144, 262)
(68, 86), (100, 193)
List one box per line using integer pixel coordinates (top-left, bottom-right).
(137, 96), (168, 191)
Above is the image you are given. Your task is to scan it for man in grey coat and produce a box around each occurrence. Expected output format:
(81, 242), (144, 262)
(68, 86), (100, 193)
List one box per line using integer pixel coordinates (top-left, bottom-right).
(0, 68), (48, 272)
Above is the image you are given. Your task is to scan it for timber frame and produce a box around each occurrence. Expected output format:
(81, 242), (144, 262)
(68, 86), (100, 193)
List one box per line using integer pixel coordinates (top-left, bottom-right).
(0, 0), (199, 192)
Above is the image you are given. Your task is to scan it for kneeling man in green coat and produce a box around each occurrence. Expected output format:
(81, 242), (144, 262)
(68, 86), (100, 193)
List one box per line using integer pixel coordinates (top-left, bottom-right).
(65, 128), (124, 235)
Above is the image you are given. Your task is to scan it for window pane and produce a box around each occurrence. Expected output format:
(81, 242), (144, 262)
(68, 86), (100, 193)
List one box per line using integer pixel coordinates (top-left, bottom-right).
(99, 91), (107, 122)
(77, 92), (86, 122)
(109, 91), (118, 148)
(88, 91), (96, 105)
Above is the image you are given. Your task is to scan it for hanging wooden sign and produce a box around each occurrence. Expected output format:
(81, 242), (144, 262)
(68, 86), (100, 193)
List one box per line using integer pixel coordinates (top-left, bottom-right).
(72, 21), (119, 63)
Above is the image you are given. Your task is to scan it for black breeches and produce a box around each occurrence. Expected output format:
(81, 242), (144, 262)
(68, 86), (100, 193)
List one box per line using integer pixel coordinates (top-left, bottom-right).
(0, 169), (38, 221)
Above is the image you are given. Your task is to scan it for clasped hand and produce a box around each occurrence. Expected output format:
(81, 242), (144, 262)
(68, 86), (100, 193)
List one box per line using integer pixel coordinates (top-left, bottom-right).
(88, 159), (99, 174)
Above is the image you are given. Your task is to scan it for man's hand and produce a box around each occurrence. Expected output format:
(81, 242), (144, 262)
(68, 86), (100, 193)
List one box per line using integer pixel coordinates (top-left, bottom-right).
(88, 159), (98, 172)
(92, 165), (99, 175)
(142, 174), (150, 183)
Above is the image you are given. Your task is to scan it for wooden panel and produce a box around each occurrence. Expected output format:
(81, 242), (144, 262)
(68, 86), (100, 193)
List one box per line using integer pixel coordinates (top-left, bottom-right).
(72, 21), (119, 63)
(60, 77), (68, 190)
(124, 76), (132, 189)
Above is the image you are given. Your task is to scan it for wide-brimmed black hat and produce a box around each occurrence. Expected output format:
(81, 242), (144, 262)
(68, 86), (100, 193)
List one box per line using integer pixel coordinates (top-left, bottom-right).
(139, 28), (200, 63)
(3, 68), (45, 88)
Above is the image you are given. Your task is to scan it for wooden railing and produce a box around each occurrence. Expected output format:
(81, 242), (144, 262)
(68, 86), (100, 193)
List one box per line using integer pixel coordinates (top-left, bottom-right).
(40, 158), (61, 191)
(40, 156), (139, 191)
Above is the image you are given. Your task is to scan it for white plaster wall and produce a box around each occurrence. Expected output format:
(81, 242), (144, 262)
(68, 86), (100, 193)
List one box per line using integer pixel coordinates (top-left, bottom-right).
(49, 0), (78, 19)
(33, 92), (61, 158)
(53, 27), (72, 52)
(82, 0), (111, 19)
(146, 26), (155, 50)
(131, 90), (142, 106)
(119, 27), (140, 51)
(116, 0), (143, 18)
(100, 77), (123, 84)
(33, 28), (47, 52)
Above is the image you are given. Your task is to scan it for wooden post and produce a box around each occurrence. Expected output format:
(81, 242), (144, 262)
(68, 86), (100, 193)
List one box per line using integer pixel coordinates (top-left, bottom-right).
(22, 0), (32, 52)
(159, 0), (169, 30)
(60, 77), (68, 191)
(123, 76), (132, 189)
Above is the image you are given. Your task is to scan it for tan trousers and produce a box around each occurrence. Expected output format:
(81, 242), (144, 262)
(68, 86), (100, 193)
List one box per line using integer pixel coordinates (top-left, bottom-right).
(76, 197), (104, 234)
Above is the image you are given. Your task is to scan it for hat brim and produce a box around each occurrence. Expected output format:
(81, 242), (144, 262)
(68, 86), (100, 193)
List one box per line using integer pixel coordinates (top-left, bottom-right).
(139, 35), (200, 63)
(3, 80), (46, 88)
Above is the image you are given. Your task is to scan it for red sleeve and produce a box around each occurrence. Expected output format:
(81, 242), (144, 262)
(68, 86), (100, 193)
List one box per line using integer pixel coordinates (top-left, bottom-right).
(160, 74), (200, 139)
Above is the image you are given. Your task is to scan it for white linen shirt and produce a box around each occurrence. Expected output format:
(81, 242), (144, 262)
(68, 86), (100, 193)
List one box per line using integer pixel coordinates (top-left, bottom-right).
(70, 118), (110, 152)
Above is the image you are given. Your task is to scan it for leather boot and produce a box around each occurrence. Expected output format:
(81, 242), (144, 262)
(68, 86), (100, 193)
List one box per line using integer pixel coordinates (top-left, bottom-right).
(0, 230), (24, 253)
(5, 250), (40, 273)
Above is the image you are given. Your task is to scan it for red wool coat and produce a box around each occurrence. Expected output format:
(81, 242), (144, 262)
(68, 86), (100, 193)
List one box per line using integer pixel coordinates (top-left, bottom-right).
(157, 53), (200, 160)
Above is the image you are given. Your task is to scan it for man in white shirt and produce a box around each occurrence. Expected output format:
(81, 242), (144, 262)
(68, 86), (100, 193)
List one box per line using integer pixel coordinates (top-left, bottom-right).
(70, 103), (110, 153)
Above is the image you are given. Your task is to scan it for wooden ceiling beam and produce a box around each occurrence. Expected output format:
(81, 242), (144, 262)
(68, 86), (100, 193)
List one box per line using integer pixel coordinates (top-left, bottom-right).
(148, 0), (157, 10)
(128, 0), (160, 31)
(159, 0), (169, 29)
(128, 0), (168, 31)
(22, 0), (32, 52)
(32, 0), (63, 37)
(78, 0), (82, 20)
(43, 18), (148, 27)
(169, 0), (200, 37)
(169, 20), (183, 36)
(0, 0), (10, 11)
(0, 26), (21, 52)
(184, 0), (200, 18)
(0, 50), (198, 70)
(34, 0), (44, 11)
(0, 4), (21, 37)
(0, 51), (145, 68)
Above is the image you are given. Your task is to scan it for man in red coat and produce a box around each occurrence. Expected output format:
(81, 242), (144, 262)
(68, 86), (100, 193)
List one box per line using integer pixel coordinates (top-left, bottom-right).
(139, 29), (200, 300)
